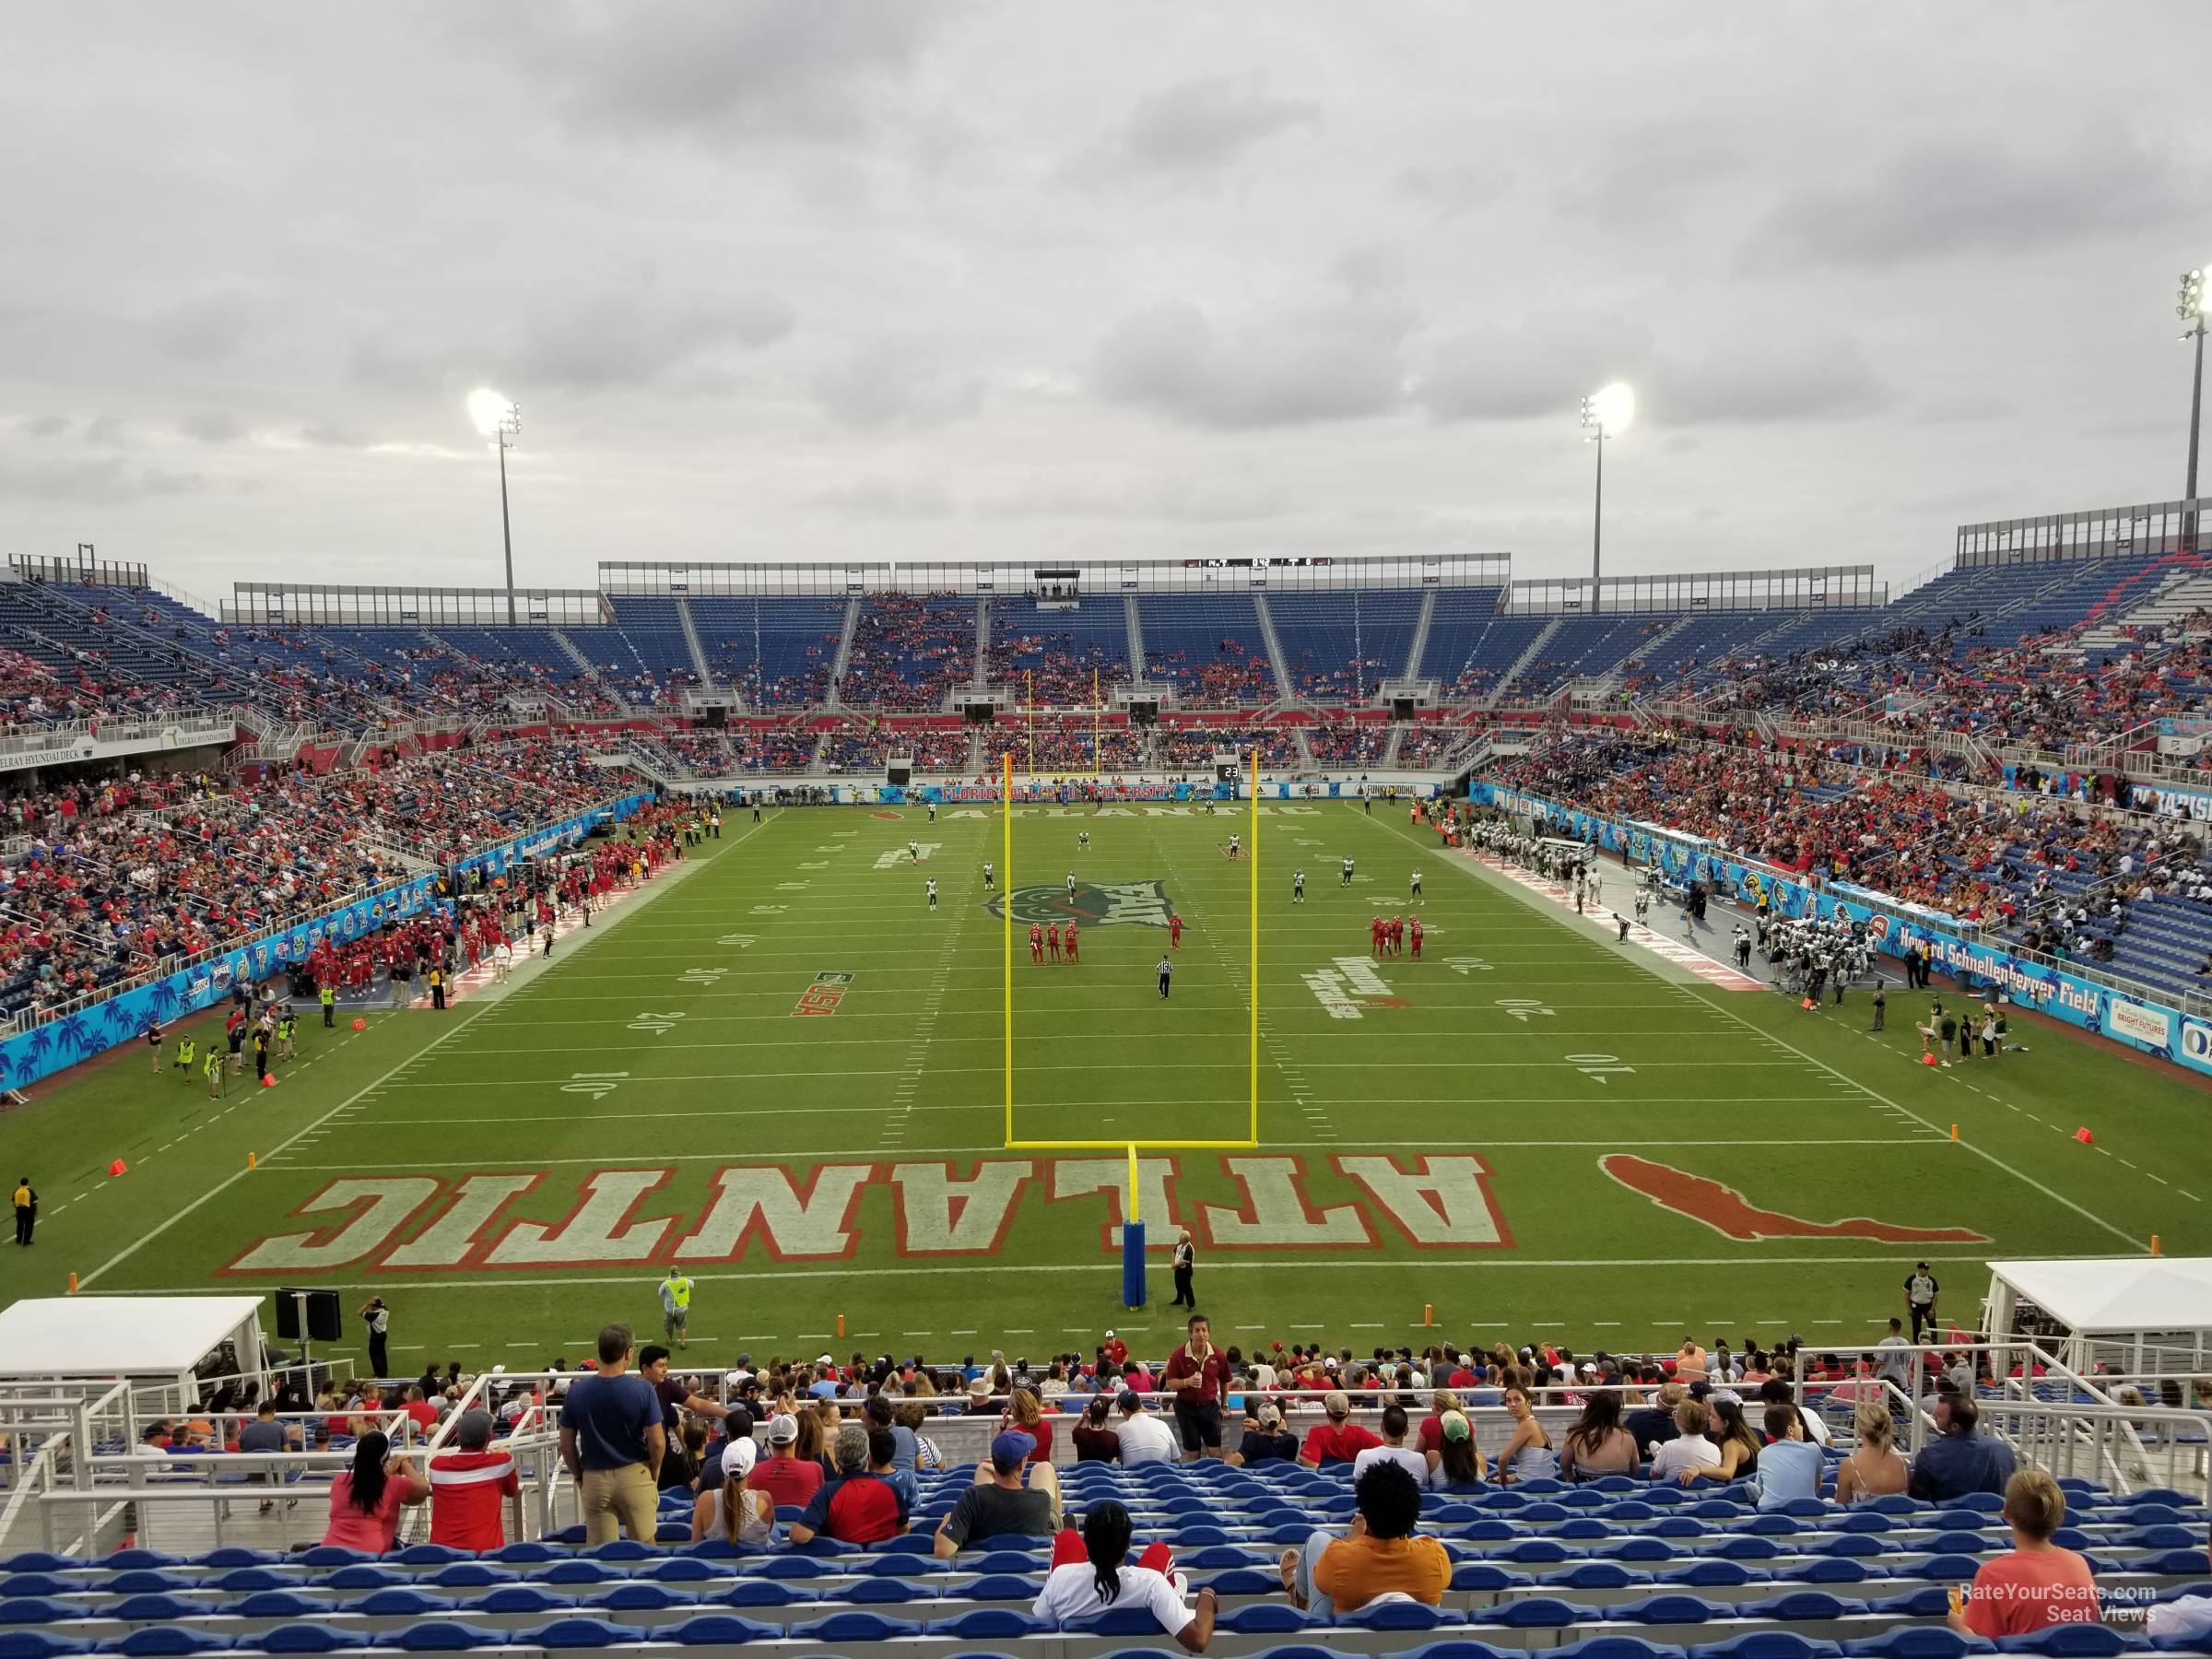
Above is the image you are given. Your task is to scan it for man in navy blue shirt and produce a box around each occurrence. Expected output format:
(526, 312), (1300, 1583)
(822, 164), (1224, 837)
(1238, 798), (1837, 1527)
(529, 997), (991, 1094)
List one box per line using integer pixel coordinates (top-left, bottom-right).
(1909, 1394), (2015, 1502)
(558, 1324), (665, 1544)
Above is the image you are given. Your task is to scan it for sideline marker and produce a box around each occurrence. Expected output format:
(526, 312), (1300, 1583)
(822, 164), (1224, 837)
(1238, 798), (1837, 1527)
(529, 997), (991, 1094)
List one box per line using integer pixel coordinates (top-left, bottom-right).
(1422, 1302), (1433, 1328)
(66, 1272), (76, 1294)
(2151, 1234), (2162, 1257)
(1949, 1124), (1958, 1142)
(2074, 1126), (2094, 1145)
(836, 1312), (846, 1340)
(248, 1152), (258, 1171)
(108, 1159), (127, 1177)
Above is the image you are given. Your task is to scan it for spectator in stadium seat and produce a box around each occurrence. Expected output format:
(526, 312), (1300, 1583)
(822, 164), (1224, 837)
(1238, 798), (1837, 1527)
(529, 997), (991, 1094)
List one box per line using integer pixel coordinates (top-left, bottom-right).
(1114, 1389), (1180, 1465)
(1494, 1382), (1559, 1484)
(1679, 1392), (1759, 1485)
(1911, 1393), (2016, 1502)
(558, 1324), (665, 1546)
(1649, 1398), (1722, 1482)
(1559, 1388), (1639, 1480)
(321, 1430), (429, 1554)
(1298, 1390), (1382, 1468)
(747, 1412), (825, 1510)
(1073, 1394), (1122, 1462)
(1035, 1499), (1217, 1650)
(1428, 1410), (1485, 1490)
(789, 1423), (907, 1546)
(1949, 1468), (2099, 1639)
(1280, 1460), (1451, 1619)
(933, 1429), (1061, 1554)
(429, 1410), (518, 1551)
(1751, 1402), (1825, 1510)
(1625, 1380), (1685, 1460)
(691, 1438), (776, 1547)
(1228, 1400), (1298, 1465)
(1351, 1403), (1427, 1484)
(999, 1384), (1054, 1465)
(1835, 1402), (1910, 1504)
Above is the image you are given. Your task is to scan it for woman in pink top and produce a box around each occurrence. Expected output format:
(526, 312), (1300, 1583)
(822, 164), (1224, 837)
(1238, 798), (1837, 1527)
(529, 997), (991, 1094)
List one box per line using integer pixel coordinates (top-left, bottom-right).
(321, 1432), (429, 1554)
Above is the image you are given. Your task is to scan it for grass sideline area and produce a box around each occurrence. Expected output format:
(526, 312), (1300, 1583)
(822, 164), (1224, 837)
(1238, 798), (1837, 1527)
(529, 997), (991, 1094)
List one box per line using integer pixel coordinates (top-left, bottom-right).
(4, 800), (2203, 1372)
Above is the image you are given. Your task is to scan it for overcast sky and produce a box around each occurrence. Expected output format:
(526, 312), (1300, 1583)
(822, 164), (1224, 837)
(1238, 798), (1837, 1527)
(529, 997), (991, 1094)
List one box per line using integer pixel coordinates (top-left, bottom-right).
(4, 1), (2210, 605)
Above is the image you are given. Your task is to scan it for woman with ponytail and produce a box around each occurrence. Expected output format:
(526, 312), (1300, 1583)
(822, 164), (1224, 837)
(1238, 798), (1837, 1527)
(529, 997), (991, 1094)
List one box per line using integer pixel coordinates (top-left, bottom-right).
(1032, 1499), (1217, 1649)
(320, 1430), (428, 1553)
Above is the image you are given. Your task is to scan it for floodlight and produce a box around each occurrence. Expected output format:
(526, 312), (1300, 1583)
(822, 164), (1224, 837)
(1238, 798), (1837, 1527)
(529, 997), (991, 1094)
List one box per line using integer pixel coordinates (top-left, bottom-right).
(467, 388), (518, 439)
(1587, 382), (1636, 438)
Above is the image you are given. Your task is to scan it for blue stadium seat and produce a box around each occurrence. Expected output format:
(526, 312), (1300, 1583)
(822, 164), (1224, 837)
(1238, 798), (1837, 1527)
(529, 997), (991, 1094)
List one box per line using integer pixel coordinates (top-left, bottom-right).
(372, 1625), (505, 1653)
(1841, 1631), (1986, 1658)
(1993, 1629), (2138, 1656)
(1692, 1636), (1843, 1659)
(0, 1639), (92, 1659)
(1547, 1638), (1688, 1659)
(252, 1628), (359, 1654)
(1608, 1595), (1726, 1626)
(661, 1615), (781, 1645)
(841, 1577), (937, 1606)
(99, 1634), (233, 1658)
(784, 1611), (924, 1641)
(1338, 1601), (1458, 1631)
(233, 1595), (326, 1622)
(928, 1608), (1051, 1639)
(586, 1583), (693, 1613)
(349, 1591), (443, 1618)
(1215, 1606), (1317, 1634)
(952, 1575), (1044, 1602)
(531, 1618), (646, 1650)
(1477, 1597), (1582, 1629)
(107, 1599), (202, 1625)
(462, 1588), (573, 1616)
(0, 1605), (74, 1629)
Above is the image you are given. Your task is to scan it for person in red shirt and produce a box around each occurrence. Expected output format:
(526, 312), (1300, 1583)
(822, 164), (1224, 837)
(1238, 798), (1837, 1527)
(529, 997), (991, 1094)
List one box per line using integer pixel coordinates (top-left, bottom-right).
(1030, 923), (1044, 965)
(1950, 1469), (2098, 1639)
(1408, 917), (1423, 959)
(1063, 920), (1079, 962)
(1047, 922), (1062, 961)
(1163, 1313), (1231, 1463)
(1299, 1390), (1382, 1468)
(1370, 916), (1383, 958)
(402, 1385), (440, 1434)
(1101, 1330), (1128, 1370)
(788, 1424), (905, 1546)
(746, 1414), (824, 1510)
(429, 1410), (519, 1551)
(1168, 912), (1182, 948)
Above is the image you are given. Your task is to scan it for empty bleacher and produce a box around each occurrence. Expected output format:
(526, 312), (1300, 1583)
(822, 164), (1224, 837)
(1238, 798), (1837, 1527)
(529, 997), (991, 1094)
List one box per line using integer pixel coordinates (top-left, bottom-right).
(1267, 590), (1426, 700)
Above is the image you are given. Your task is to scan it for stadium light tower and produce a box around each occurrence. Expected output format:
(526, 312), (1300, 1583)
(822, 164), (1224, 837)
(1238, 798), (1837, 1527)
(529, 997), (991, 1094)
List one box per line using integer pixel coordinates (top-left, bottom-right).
(467, 389), (523, 625)
(1580, 382), (1635, 600)
(2180, 270), (2207, 554)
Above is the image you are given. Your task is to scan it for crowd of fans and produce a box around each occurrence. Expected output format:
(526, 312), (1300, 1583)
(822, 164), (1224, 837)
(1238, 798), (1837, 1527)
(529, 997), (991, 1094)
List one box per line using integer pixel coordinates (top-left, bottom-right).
(1146, 639), (1274, 705)
(1157, 724), (1298, 769)
(0, 742), (643, 1025)
(1303, 722), (1386, 767)
(840, 594), (978, 711)
(818, 721), (972, 773)
(987, 629), (1129, 706)
(1501, 728), (2197, 927)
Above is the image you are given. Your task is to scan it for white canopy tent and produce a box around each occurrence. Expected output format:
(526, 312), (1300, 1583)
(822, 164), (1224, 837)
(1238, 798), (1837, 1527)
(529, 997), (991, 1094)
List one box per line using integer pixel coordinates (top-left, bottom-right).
(0, 1297), (265, 1400)
(1984, 1258), (2212, 1373)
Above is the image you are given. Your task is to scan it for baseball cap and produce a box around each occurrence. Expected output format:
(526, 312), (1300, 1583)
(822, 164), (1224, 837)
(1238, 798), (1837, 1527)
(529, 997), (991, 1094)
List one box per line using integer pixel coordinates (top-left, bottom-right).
(1116, 1389), (1143, 1411)
(816, 1353), (834, 1367)
(1439, 1409), (1471, 1443)
(1103, 1329), (1115, 1339)
(989, 1430), (1035, 1472)
(721, 1438), (759, 1477)
(766, 1414), (798, 1445)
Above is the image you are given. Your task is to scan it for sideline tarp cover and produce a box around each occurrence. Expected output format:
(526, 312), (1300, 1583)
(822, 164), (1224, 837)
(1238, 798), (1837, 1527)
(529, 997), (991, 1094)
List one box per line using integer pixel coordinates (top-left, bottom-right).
(0, 1296), (264, 1378)
(1988, 1259), (2212, 1335)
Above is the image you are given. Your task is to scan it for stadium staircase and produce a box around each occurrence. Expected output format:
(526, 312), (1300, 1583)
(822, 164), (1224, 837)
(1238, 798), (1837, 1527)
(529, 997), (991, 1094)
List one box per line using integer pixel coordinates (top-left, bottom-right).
(1484, 617), (1562, 708)
(971, 598), (990, 690)
(2073, 568), (2212, 657)
(1250, 593), (1300, 705)
(674, 600), (714, 688)
(1400, 590), (1440, 680)
(1123, 594), (1147, 691)
(546, 629), (597, 678)
(828, 597), (863, 707)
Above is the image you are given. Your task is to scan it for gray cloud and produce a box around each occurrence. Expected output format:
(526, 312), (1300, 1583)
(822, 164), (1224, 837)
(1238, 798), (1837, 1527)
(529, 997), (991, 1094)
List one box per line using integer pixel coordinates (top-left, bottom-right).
(0, 453), (206, 502)
(1394, 161), (1507, 218)
(80, 414), (132, 448)
(511, 289), (795, 391)
(145, 292), (257, 362)
(1413, 313), (1653, 424)
(813, 337), (984, 430)
(19, 415), (70, 439)
(491, 0), (946, 143)
(1092, 295), (1412, 429)
(1078, 75), (1321, 178)
(1652, 335), (1891, 425)
(806, 477), (959, 516)
(300, 422), (376, 449)
(179, 410), (246, 444)
(1750, 123), (2206, 267)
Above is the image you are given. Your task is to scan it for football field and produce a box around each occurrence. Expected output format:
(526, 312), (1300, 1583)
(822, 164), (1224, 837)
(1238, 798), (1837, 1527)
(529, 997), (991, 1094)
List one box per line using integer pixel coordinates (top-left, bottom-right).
(7, 800), (2206, 1371)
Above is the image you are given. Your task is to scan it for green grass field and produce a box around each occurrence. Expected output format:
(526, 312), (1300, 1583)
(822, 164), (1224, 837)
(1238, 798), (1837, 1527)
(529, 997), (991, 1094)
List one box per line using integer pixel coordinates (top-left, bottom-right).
(6, 801), (2206, 1375)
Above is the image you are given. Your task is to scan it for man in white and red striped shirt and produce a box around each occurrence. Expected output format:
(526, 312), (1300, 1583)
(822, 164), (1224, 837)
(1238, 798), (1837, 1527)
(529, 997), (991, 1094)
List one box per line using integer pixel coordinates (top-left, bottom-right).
(429, 1411), (519, 1552)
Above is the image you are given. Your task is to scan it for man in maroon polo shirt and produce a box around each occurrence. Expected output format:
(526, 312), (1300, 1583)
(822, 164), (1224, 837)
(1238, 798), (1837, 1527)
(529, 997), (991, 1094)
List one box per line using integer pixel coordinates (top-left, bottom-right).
(1163, 1312), (1230, 1463)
